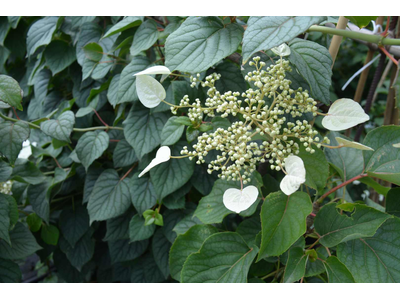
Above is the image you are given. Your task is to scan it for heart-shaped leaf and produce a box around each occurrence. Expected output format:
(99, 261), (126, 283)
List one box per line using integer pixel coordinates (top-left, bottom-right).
(139, 146), (171, 177)
(280, 155), (306, 195)
(40, 111), (75, 142)
(223, 185), (259, 213)
(322, 98), (370, 131)
(136, 75), (166, 108)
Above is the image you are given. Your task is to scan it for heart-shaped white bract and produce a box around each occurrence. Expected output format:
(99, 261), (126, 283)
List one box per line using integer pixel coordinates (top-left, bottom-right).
(138, 146), (171, 178)
(322, 98), (370, 131)
(280, 155), (306, 196)
(133, 66), (171, 76)
(335, 137), (374, 151)
(223, 185), (259, 214)
(136, 75), (166, 108)
(394, 143), (400, 148)
(271, 43), (291, 57)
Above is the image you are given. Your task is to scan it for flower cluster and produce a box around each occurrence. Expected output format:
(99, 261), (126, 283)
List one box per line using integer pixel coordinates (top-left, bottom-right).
(177, 57), (327, 183)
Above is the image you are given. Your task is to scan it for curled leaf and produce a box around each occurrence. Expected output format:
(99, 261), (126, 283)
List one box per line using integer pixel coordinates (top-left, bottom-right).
(280, 156), (306, 195)
(322, 98), (370, 131)
(134, 66), (171, 76)
(223, 185), (259, 213)
(335, 137), (374, 151)
(139, 146), (171, 178)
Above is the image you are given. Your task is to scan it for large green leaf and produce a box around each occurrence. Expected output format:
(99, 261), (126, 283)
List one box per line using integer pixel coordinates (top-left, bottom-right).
(117, 57), (151, 105)
(102, 16), (143, 39)
(0, 258), (21, 283)
(283, 247), (308, 283)
(0, 74), (23, 110)
(129, 214), (155, 242)
(0, 194), (11, 245)
(160, 116), (185, 146)
(113, 140), (137, 168)
(59, 205), (90, 248)
(346, 16), (377, 28)
(129, 172), (157, 215)
(258, 191), (312, 259)
(130, 19), (158, 56)
(214, 61), (247, 94)
(150, 141), (195, 200)
(103, 210), (133, 242)
(152, 229), (171, 279)
(75, 130), (109, 170)
(323, 256), (355, 283)
(165, 16), (243, 73)
(40, 111), (75, 143)
(0, 120), (29, 165)
(0, 223), (42, 259)
(363, 126), (400, 185)
(314, 203), (391, 247)
(288, 38), (332, 104)
(123, 106), (167, 159)
(242, 16), (326, 63)
(59, 230), (94, 271)
(169, 224), (219, 281)
(108, 238), (148, 264)
(181, 232), (257, 283)
(337, 218), (400, 282)
(44, 40), (76, 75)
(87, 169), (131, 223)
(27, 16), (60, 56)
(11, 158), (46, 185)
(130, 253), (165, 283)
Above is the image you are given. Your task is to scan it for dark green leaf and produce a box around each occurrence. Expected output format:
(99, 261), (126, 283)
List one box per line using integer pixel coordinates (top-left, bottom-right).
(83, 42), (103, 62)
(386, 188), (400, 218)
(0, 74), (23, 110)
(152, 229), (171, 279)
(129, 214), (155, 242)
(130, 20), (158, 56)
(323, 256), (355, 283)
(109, 238), (148, 264)
(283, 247), (308, 283)
(41, 224), (60, 245)
(59, 205), (90, 247)
(0, 120), (29, 165)
(161, 116), (185, 146)
(27, 16), (60, 56)
(0, 258), (21, 283)
(27, 213), (42, 232)
(40, 111), (75, 143)
(76, 130), (109, 170)
(103, 16), (143, 39)
(113, 140), (137, 168)
(44, 40), (76, 74)
(130, 173), (157, 215)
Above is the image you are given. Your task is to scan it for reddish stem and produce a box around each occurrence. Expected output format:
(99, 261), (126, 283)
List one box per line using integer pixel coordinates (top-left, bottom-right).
(381, 16), (391, 37)
(120, 163), (137, 181)
(109, 139), (120, 142)
(379, 46), (399, 65)
(54, 158), (62, 169)
(93, 110), (109, 127)
(318, 173), (368, 203)
(12, 107), (21, 120)
(309, 212), (316, 217)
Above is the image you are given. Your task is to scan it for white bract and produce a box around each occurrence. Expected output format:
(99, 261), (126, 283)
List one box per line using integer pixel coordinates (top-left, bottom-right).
(322, 98), (370, 131)
(271, 43), (291, 57)
(134, 66), (171, 76)
(138, 146), (171, 178)
(223, 185), (259, 214)
(280, 155), (306, 196)
(136, 75), (166, 108)
(393, 143), (400, 148)
(335, 137), (374, 151)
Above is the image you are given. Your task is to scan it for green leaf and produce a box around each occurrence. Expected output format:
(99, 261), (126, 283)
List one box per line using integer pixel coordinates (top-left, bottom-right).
(27, 213), (42, 232)
(314, 203), (391, 248)
(27, 16), (60, 56)
(0, 194), (11, 245)
(107, 74), (120, 107)
(181, 232), (257, 283)
(113, 140), (138, 168)
(0, 160), (12, 182)
(169, 224), (218, 281)
(59, 205), (90, 247)
(33, 69), (51, 105)
(161, 117), (185, 146)
(174, 116), (192, 126)
(59, 230), (94, 271)
(194, 173), (262, 224)
(103, 210), (133, 242)
(0, 121), (29, 165)
(242, 16), (326, 63)
(150, 142), (195, 200)
(322, 256), (355, 283)
(337, 217), (400, 282)
(0, 258), (21, 283)
(76, 22), (102, 66)
(27, 178), (53, 223)
(236, 216), (261, 246)
(258, 191), (312, 259)
(130, 173), (157, 215)
(109, 238), (148, 264)
(87, 169), (131, 223)
(123, 106), (167, 159)
(102, 16), (143, 39)
(11, 159), (44, 184)
(130, 20), (158, 56)
(363, 125), (400, 185)
(44, 40), (76, 74)
(297, 143), (329, 191)
(7, 16), (21, 29)
(288, 38), (332, 104)
(214, 61), (247, 94)
(75, 130), (109, 170)
(40, 111), (75, 143)
(129, 214), (155, 242)
(0, 223), (42, 259)
(324, 132), (365, 181)
(83, 42), (103, 62)
(346, 16), (377, 28)
(165, 16), (243, 73)
(41, 224), (60, 245)
(0, 74), (23, 110)
(130, 253), (165, 283)
(117, 57), (151, 105)
(70, 16), (96, 29)
(386, 188), (400, 218)
(283, 247), (308, 283)
(152, 229), (171, 279)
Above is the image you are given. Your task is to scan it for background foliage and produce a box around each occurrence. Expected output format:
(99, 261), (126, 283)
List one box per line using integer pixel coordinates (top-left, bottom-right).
(0, 16), (399, 283)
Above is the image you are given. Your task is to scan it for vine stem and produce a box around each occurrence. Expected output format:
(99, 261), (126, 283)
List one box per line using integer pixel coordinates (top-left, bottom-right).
(307, 25), (400, 46)
(93, 109), (109, 127)
(120, 163), (137, 181)
(317, 173), (368, 203)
